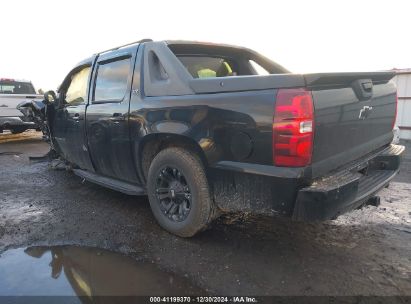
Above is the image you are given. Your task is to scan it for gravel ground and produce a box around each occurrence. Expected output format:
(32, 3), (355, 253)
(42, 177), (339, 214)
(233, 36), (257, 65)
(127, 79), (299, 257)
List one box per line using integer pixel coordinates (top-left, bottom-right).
(0, 131), (410, 297)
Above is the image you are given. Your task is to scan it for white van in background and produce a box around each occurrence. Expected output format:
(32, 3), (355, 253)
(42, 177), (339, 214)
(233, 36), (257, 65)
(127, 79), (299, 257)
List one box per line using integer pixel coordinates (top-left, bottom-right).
(0, 78), (43, 133)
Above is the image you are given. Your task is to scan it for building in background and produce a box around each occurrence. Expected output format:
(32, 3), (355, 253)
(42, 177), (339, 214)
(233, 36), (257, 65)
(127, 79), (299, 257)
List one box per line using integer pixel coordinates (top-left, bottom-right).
(393, 69), (411, 140)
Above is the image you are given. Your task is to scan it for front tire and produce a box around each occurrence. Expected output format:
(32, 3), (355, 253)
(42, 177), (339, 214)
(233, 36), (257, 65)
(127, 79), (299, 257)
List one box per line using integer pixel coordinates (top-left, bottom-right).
(11, 127), (26, 134)
(147, 147), (214, 237)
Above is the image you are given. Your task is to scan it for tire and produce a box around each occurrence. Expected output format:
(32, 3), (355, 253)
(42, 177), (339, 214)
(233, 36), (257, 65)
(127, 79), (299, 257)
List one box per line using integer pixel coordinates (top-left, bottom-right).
(11, 128), (26, 134)
(147, 147), (214, 237)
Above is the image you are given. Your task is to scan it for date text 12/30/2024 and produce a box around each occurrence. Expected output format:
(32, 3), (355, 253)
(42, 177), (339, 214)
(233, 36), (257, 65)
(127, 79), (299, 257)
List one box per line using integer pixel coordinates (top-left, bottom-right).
(150, 297), (258, 303)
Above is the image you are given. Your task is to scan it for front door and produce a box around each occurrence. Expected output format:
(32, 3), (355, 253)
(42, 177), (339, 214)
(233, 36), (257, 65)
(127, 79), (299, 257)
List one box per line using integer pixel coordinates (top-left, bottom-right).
(53, 64), (95, 171)
(85, 45), (139, 183)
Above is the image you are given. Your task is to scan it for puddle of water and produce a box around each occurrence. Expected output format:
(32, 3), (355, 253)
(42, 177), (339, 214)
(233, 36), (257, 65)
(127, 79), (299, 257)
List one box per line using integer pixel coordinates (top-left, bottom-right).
(0, 246), (203, 296)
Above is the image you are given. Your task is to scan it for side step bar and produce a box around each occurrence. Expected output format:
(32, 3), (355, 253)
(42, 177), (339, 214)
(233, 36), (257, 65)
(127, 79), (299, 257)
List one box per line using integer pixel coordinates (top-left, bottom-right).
(73, 169), (146, 196)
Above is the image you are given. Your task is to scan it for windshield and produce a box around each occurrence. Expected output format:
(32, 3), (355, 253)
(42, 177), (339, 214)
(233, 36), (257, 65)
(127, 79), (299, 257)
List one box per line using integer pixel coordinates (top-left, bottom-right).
(0, 81), (36, 94)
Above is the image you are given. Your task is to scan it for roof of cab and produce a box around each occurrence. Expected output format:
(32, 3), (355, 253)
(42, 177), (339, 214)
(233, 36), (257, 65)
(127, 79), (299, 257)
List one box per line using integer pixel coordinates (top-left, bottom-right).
(166, 40), (249, 49)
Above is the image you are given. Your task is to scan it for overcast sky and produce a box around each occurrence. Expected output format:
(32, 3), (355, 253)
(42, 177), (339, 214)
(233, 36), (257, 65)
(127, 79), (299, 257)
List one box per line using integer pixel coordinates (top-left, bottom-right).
(1, 0), (410, 91)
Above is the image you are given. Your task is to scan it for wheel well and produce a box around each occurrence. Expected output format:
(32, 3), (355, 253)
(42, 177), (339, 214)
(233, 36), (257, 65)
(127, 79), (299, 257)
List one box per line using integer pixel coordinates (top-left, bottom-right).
(140, 134), (208, 182)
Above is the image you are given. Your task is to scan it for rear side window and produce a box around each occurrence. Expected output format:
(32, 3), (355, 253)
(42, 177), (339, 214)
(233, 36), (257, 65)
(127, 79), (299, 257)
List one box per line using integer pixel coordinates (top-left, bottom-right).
(249, 60), (269, 75)
(0, 81), (36, 94)
(94, 58), (131, 102)
(177, 56), (237, 78)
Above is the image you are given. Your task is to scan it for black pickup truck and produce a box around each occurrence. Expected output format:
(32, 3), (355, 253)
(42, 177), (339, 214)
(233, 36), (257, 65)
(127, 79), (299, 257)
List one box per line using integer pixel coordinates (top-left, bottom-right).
(21, 39), (404, 237)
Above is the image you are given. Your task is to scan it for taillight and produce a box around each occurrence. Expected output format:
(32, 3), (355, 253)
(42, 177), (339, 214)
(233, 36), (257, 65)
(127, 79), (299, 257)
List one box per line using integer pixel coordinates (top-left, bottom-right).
(273, 88), (314, 167)
(392, 92), (398, 129)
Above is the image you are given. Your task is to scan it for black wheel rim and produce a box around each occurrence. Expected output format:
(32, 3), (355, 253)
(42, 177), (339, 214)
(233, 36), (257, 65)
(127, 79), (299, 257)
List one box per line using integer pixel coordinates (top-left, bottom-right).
(155, 166), (191, 222)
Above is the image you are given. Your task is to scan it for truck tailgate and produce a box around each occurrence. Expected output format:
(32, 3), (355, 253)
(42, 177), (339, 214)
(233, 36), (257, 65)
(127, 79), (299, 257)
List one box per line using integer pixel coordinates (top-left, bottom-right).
(306, 72), (397, 178)
(0, 94), (43, 117)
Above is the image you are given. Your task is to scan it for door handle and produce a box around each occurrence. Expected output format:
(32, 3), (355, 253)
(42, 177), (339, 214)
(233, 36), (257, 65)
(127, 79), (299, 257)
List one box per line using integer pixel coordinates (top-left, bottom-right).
(109, 113), (125, 122)
(352, 79), (373, 101)
(72, 113), (83, 121)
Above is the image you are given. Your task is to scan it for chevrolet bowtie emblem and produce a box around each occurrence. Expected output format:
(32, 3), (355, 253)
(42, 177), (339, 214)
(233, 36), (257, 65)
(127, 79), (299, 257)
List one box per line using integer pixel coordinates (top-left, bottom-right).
(359, 106), (373, 120)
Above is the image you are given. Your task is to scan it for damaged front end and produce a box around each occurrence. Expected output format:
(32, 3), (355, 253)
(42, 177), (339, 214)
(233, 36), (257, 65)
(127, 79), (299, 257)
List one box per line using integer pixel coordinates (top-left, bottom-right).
(17, 91), (59, 159)
(17, 99), (49, 138)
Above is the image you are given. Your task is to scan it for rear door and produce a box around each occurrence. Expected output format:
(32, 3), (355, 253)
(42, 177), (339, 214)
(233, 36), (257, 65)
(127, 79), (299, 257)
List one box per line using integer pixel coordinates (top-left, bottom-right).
(85, 45), (139, 183)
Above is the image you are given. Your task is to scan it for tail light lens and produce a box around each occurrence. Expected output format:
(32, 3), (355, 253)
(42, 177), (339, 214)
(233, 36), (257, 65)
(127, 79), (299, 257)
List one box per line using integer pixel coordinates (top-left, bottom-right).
(273, 88), (314, 167)
(392, 92), (398, 129)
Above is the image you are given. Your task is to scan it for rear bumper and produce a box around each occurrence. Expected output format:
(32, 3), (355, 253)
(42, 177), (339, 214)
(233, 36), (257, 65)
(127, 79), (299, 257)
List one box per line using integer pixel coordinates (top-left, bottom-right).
(292, 144), (405, 221)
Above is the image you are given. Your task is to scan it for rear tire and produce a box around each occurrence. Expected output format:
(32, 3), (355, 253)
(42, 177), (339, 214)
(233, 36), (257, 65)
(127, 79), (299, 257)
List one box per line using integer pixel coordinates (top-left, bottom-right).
(147, 147), (214, 237)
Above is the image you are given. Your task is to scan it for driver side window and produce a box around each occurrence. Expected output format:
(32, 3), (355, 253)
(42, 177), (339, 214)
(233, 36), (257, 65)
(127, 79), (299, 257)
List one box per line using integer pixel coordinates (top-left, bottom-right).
(65, 67), (91, 105)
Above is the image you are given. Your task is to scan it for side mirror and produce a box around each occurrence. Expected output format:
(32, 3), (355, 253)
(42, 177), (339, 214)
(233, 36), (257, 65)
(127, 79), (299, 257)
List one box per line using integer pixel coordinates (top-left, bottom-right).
(43, 90), (57, 105)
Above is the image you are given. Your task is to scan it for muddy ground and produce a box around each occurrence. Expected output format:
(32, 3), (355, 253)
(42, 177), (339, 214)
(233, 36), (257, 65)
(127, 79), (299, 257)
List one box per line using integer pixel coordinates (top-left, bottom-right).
(0, 131), (410, 297)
